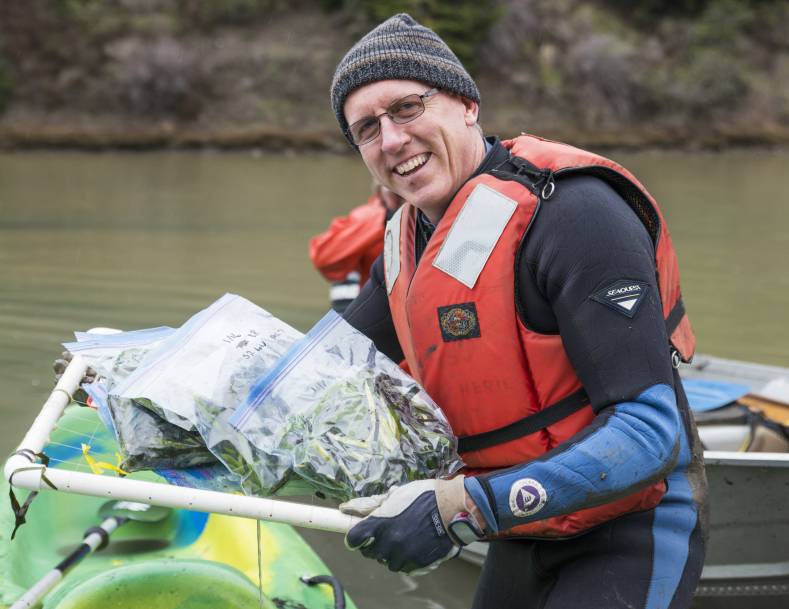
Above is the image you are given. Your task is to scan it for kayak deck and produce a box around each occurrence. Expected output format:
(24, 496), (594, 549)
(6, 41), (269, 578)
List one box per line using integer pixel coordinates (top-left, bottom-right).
(1, 405), (354, 609)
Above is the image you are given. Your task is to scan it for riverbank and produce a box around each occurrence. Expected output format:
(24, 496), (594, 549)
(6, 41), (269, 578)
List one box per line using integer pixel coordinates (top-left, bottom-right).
(3, 112), (789, 153)
(1, 0), (787, 152)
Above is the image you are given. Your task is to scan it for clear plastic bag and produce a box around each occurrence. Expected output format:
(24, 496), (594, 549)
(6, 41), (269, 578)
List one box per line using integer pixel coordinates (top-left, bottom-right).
(109, 294), (303, 480)
(227, 311), (463, 500)
(64, 327), (174, 386)
(64, 327), (215, 471)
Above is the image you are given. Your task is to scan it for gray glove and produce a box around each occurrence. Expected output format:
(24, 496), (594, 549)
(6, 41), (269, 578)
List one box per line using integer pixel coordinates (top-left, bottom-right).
(340, 476), (483, 575)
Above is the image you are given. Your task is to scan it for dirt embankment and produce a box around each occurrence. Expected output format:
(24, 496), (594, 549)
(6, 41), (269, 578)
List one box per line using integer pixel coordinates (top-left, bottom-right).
(1, 0), (788, 152)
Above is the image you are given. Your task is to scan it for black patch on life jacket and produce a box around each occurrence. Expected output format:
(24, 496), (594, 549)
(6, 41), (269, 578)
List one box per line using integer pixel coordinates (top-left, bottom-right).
(590, 280), (649, 318)
(438, 302), (481, 342)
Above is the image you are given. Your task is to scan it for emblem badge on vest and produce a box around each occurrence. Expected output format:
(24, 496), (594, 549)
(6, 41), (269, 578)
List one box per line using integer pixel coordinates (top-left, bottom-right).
(437, 302), (481, 342)
(590, 279), (649, 318)
(509, 478), (548, 518)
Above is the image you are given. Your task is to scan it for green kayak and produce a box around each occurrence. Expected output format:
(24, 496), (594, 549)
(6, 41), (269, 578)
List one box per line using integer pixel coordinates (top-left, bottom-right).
(1, 405), (355, 609)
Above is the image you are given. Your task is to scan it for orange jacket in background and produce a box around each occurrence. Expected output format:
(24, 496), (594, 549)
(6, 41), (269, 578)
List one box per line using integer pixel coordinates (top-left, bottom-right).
(309, 194), (387, 286)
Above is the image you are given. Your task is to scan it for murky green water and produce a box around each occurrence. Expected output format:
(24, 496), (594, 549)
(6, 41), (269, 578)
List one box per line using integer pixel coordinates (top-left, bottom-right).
(1, 148), (787, 608)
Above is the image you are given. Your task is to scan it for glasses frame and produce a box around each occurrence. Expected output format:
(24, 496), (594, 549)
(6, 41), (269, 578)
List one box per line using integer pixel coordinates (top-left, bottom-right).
(347, 88), (440, 146)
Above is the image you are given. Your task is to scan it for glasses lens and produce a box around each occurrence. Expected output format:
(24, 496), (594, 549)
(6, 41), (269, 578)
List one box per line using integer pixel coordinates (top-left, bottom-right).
(349, 117), (380, 146)
(348, 92), (430, 145)
(390, 94), (425, 124)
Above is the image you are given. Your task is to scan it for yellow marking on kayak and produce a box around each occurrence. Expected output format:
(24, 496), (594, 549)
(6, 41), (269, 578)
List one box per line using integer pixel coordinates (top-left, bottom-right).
(81, 443), (128, 476)
(185, 514), (337, 606)
(188, 513), (279, 590)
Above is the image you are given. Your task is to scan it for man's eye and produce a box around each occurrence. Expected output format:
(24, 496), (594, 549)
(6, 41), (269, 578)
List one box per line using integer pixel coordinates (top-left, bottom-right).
(393, 101), (420, 116)
(357, 119), (378, 136)
(353, 118), (378, 140)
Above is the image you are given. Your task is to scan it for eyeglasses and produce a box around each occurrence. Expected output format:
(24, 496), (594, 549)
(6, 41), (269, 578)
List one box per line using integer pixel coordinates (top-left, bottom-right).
(347, 88), (439, 146)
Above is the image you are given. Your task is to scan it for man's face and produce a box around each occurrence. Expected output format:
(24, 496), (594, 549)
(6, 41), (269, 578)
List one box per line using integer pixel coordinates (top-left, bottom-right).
(344, 80), (483, 222)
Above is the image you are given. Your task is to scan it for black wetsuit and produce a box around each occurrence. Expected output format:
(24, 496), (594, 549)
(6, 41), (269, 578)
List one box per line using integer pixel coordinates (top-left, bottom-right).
(344, 137), (707, 609)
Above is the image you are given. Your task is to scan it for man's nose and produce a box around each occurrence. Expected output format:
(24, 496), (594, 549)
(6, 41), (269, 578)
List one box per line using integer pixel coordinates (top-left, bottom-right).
(379, 116), (409, 153)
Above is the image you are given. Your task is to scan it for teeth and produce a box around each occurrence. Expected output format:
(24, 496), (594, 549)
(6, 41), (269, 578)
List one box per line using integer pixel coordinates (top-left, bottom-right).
(395, 153), (428, 175)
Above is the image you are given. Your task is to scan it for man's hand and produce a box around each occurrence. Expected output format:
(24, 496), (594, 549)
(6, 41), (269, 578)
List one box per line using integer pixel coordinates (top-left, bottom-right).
(53, 351), (97, 404)
(339, 476), (483, 575)
(53, 351), (97, 384)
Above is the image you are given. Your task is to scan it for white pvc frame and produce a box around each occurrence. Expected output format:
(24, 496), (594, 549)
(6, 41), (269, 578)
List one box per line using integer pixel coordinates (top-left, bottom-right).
(3, 355), (359, 534)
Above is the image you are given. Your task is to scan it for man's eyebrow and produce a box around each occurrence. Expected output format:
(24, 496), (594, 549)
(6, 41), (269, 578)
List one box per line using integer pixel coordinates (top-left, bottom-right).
(347, 100), (388, 123)
(351, 92), (420, 121)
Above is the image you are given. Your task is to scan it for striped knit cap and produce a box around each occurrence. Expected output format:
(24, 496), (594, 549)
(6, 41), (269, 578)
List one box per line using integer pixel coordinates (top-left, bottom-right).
(330, 13), (480, 146)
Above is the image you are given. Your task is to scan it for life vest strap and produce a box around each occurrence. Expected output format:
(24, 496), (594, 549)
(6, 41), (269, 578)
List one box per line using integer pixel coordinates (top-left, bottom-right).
(458, 388), (589, 453)
(456, 296), (686, 454)
(665, 297), (686, 335)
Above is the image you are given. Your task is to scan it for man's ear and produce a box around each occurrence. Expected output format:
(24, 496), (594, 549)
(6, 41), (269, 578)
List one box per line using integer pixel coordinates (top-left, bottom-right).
(461, 97), (480, 127)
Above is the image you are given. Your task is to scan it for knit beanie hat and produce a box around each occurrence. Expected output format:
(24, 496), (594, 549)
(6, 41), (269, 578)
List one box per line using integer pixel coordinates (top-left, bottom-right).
(330, 13), (480, 145)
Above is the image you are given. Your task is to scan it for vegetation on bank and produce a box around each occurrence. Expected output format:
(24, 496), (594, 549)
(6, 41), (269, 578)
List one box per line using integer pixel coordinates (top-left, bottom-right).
(0, 0), (787, 150)
(0, 57), (11, 114)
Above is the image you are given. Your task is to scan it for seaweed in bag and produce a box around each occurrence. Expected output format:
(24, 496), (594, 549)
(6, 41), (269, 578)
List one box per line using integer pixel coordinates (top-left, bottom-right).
(72, 336), (256, 490)
(64, 327), (214, 471)
(109, 294), (304, 484)
(229, 310), (463, 501)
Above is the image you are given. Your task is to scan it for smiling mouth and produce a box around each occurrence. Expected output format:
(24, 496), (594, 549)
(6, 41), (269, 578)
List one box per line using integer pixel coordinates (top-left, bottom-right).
(394, 153), (430, 177)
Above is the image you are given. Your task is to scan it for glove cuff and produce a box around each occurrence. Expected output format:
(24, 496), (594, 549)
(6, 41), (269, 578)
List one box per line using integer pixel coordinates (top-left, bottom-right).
(436, 475), (469, 527)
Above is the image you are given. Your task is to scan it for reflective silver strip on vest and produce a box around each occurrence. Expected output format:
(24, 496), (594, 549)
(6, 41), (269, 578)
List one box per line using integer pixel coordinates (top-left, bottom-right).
(432, 184), (517, 289)
(384, 206), (404, 294)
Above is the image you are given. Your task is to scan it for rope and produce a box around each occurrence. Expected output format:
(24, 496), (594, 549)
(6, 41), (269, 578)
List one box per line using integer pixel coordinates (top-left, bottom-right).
(8, 450), (57, 539)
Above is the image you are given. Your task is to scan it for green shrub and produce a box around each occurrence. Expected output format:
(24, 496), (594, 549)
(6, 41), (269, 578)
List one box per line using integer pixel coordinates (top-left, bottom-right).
(326, 0), (500, 72)
(176, 0), (290, 28)
(52, 0), (106, 18)
(674, 49), (750, 117)
(0, 57), (11, 114)
(602, 0), (784, 29)
(603, 0), (710, 23)
(111, 37), (211, 121)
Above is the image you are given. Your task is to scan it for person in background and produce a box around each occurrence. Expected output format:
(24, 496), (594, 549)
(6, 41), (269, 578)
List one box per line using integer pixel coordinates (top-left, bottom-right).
(330, 13), (707, 609)
(309, 184), (403, 313)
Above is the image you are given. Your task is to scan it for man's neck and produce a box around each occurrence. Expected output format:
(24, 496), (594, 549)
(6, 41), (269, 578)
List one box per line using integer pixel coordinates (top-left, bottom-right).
(423, 133), (491, 225)
(414, 135), (503, 264)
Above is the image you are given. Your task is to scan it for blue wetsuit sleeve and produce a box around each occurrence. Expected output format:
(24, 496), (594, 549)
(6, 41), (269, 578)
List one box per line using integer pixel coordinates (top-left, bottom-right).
(466, 384), (679, 533)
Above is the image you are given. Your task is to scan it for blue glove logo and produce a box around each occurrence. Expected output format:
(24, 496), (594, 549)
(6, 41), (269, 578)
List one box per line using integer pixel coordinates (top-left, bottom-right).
(509, 478), (547, 518)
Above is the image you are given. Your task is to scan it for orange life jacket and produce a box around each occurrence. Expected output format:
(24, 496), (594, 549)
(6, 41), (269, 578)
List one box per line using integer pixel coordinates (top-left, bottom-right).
(384, 134), (695, 537)
(309, 194), (387, 286)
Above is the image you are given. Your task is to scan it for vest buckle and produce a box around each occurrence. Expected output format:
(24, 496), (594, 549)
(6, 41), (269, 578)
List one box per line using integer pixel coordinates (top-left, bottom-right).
(670, 347), (681, 369)
(541, 176), (555, 200)
(535, 168), (555, 200)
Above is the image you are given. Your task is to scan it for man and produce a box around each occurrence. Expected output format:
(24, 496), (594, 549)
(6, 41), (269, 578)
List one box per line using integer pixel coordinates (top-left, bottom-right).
(331, 13), (707, 609)
(309, 184), (403, 312)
